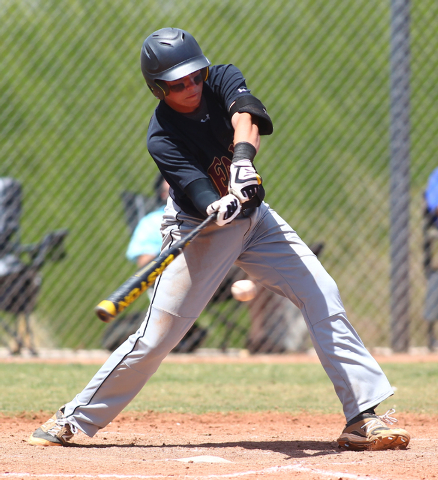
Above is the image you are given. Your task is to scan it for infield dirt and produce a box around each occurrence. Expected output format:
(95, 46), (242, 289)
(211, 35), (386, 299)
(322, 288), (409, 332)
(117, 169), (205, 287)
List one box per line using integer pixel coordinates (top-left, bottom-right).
(1, 352), (438, 479)
(1, 410), (437, 480)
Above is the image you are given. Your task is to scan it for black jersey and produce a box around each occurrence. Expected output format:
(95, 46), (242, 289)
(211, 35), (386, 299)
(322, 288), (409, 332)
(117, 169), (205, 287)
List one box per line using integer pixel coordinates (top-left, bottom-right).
(147, 64), (261, 218)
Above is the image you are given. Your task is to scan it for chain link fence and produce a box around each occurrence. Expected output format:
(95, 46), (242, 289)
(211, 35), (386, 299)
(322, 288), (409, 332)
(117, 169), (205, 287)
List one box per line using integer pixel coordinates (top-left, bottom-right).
(1, 0), (438, 353)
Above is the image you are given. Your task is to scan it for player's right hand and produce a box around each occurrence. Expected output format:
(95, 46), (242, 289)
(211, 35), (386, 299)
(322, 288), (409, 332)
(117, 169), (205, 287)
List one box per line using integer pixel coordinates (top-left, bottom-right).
(207, 194), (241, 226)
(229, 159), (262, 204)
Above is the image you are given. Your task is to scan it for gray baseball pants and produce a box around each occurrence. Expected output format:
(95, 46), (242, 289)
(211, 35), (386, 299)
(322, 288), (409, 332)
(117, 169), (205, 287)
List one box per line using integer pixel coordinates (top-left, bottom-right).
(64, 200), (393, 436)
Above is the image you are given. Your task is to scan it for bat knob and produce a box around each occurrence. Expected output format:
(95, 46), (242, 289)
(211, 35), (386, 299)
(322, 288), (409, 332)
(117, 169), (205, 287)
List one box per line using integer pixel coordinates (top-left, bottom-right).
(95, 300), (117, 323)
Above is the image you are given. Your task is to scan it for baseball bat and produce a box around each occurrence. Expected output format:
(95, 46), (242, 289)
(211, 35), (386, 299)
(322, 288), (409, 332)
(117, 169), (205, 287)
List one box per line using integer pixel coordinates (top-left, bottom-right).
(94, 211), (217, 323)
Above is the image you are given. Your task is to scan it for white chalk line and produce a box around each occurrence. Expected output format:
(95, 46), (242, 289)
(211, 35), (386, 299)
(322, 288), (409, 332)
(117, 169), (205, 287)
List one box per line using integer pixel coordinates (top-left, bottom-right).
(0, 463), (384, 480)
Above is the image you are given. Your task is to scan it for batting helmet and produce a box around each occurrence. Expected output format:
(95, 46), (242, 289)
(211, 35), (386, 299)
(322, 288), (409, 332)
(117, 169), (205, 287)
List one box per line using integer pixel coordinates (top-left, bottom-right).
(141, 27), (210, 100)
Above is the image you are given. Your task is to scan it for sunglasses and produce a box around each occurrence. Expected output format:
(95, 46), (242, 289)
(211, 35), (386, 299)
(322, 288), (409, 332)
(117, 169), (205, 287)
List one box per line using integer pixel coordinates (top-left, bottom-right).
(168, 72), (203, 93)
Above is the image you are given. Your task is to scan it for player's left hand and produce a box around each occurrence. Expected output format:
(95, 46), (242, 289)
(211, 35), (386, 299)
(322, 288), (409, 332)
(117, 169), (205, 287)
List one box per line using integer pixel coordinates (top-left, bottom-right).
(229, 159), (262, 203)
(207, 194), (241, 226)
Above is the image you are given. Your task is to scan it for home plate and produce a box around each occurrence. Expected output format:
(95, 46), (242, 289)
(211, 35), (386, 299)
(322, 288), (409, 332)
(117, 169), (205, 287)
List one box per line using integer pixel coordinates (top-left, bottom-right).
(174, 455), (232, 463)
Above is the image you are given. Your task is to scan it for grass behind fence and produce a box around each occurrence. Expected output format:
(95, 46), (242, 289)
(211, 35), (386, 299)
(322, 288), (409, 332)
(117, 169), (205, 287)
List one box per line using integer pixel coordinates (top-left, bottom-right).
(1, 361), (437, 416)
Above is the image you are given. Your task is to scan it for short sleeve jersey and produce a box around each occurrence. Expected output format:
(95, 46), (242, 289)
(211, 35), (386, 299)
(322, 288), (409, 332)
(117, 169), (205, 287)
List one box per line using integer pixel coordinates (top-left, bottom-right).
(125, 206), (166, 263)
(147, 64), (252, 218)
(425, 167), (438, 213)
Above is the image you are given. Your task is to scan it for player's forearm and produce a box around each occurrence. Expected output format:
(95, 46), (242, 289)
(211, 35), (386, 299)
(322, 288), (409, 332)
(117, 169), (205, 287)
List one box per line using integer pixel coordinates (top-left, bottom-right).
(184, 178), (220, 217)
(231, 112), (260, 152)
(228, 112), (263, 205)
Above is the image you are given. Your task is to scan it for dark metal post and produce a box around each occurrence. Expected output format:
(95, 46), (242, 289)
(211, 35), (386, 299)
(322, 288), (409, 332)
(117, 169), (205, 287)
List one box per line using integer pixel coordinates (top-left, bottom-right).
(389, 0), (411, 351)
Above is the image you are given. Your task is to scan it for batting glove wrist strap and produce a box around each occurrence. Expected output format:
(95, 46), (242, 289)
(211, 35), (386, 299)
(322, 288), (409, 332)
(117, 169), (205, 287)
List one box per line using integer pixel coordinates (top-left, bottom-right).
(206, 194), (241, 226)
(232, 142), (257, 163)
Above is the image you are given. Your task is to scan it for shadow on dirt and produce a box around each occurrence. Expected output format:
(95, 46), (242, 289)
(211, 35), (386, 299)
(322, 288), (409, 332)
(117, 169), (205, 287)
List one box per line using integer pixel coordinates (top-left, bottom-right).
(67, 439), (341, 459)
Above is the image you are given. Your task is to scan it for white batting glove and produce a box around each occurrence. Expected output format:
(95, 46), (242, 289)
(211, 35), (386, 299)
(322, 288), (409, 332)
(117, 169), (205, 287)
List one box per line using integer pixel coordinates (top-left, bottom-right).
(207, 194), (241, 226)
(229, 159), (262, 204)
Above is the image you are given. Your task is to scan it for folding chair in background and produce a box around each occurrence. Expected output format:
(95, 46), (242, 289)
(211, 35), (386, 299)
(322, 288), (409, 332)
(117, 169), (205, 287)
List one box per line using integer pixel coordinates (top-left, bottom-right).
(0, 177), (68, 355)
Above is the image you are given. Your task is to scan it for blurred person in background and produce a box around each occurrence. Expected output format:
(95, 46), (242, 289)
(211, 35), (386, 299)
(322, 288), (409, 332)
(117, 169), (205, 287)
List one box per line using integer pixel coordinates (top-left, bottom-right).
(422, 167), (438, 350)
(126, 175), (169, 270)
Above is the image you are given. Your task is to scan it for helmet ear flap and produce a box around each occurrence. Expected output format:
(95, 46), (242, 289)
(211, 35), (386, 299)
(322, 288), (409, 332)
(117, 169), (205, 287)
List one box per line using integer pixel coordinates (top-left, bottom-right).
(149, 80), (169, 100)
(147, 84), (161, 100)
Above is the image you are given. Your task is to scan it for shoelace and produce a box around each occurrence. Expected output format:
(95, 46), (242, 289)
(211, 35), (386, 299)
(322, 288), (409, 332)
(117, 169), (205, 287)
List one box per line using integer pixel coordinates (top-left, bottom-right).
(361, 409), (398, 433)
(360, 408), (398, 433)
(377, 408), (398, 425)
(378, 408), (398, 425)
(48, 417), (79, 436)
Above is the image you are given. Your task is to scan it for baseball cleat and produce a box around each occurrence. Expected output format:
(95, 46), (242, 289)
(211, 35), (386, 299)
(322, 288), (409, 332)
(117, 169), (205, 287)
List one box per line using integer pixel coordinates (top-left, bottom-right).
(337, 409), (410, 451)
(28, 406), (77, 446)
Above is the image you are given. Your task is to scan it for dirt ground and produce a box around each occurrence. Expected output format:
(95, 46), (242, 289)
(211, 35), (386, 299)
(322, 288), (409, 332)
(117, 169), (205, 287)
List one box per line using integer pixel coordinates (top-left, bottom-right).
(1, 352), (438, 480)
(1, 411), (437, 480)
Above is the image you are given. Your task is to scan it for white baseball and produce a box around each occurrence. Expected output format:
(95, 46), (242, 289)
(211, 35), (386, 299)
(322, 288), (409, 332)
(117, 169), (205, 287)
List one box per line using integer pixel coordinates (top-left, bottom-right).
(231, 280), (257, 302)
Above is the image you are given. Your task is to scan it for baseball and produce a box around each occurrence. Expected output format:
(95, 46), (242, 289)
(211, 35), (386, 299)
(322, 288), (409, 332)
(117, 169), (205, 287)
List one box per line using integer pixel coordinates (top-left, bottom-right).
(231, 280), (257, 302)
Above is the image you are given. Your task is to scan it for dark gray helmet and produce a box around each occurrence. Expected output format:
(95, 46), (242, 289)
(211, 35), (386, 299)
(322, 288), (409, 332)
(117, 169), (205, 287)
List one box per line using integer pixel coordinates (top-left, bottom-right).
(141, 27), (210, 100)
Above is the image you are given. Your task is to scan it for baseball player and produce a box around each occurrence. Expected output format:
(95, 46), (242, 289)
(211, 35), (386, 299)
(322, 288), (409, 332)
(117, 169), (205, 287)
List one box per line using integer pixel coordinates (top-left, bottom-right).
(29, 27), (410, 451)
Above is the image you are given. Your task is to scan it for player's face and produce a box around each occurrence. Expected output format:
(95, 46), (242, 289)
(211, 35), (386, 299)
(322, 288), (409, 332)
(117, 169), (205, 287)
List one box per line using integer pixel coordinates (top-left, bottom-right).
(164, 70), (203, 113)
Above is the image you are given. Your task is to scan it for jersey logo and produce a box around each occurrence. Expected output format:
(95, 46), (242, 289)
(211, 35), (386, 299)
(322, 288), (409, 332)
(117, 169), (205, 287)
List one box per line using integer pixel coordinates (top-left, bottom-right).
(207, 152), (232, 197)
